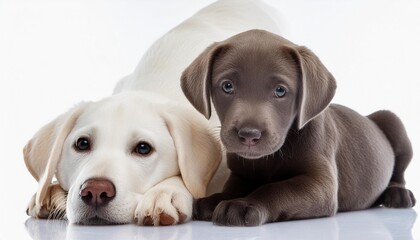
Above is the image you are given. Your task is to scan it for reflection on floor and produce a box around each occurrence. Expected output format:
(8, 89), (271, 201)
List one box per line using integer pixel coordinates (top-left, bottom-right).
(25, 208), (417, 240)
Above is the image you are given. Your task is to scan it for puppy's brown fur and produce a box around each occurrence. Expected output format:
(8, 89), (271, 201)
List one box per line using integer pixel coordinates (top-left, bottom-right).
(181, 29), (415, 226)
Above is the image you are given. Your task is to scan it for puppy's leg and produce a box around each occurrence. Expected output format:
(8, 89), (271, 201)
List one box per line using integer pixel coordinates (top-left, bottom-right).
(193, 174), (252, 221)
(212, 171), (338, 226)
(134, 176), (192, 226)
(368, 110), (416, 208)
(27, 182), (67, 219)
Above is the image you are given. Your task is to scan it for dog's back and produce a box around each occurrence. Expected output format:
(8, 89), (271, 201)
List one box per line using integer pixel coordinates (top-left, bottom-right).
(367, 110), (416, 208)
(113, 0), (284, 196)
(326, 104), (415, 210)
(326, 104), (394, 210)
(114, 0), (282, 126)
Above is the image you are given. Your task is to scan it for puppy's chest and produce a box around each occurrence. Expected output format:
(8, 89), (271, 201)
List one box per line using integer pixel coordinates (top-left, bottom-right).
(227, 153), (295, 184)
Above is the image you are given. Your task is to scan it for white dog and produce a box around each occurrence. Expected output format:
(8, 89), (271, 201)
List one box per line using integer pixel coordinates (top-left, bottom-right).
(25, 93), (221, 225)
(25, 0), (281, 225)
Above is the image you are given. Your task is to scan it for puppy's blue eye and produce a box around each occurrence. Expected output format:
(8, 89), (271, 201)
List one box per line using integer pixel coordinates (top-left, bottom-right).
(274, 86), (286, 98)
(222, 81), (234, 94)
(134, 142), (153, 156)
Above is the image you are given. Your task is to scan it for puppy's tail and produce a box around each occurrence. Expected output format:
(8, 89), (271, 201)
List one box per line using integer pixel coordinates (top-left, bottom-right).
(367, 110), (416, 208)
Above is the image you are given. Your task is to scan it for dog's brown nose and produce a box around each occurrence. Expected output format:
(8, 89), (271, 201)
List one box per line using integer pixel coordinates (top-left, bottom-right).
(238, 128), (261, 146)
(80, 178), (116, 207)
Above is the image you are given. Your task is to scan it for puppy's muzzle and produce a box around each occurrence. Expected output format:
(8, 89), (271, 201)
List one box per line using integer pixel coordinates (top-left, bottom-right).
(238, 127), (262, 147)
(79, 178), (116, 208)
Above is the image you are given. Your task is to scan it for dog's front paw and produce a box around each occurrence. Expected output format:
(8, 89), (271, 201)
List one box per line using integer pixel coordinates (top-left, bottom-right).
(380, 186), (416, 208)
(193, 193), (234, 221)
(26, 183), (67, 219)
(212, 199), (268, 226)
(135, 188), (192, 226)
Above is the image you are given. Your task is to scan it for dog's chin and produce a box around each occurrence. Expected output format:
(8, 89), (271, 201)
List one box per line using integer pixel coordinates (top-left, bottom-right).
(76, 216), (126, 225)
(77, 217), (112, 225)
(225, 141), (284, 160)
(71, 208), (130, 225)
(231, 151), (263, 159)
(229, 147), (277, 160)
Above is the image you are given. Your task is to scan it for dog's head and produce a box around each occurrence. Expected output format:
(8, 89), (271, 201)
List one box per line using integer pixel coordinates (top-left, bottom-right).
(181, 29), (336, 159)
(23, 92), (221, 224)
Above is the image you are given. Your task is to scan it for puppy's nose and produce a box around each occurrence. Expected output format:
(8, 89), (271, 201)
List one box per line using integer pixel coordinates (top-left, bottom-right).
(238, 128), (261, 146)
(80, 178), (116, 207)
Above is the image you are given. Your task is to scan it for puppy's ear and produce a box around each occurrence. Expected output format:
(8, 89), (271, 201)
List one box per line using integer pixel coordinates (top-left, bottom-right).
(23, 103), (88, 208)
(181, 43), (229, 119)
(290, 46), (337, 129)
(161, 106), (222, 198)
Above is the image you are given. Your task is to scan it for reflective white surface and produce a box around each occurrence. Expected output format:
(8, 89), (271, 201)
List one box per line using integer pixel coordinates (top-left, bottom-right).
(23, 208), (417, 240)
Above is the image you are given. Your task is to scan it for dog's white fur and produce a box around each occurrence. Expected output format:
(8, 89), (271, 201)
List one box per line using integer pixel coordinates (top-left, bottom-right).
(114, 0), (281, 122)
(25, 0), (281, 225)
(25, 93), (220, 225)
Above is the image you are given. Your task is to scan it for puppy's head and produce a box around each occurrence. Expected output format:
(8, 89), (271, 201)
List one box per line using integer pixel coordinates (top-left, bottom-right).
(23, 92), (221, 224)
(182, 29), (336, 159)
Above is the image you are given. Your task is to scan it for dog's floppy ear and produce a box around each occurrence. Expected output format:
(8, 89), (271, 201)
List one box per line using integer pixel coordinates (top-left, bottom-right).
(161, 106), (222, 198)
(23, 103), (88, 208)
(181, 43), (229, 119)
(289, 46), (337, 129)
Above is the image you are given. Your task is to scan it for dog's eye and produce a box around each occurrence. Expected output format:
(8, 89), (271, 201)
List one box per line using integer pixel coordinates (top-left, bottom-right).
(75, 137), (91, 152)
(134, 142), (153, 156)
(221, 80), (234, 94)
(274, 86), (287, 98)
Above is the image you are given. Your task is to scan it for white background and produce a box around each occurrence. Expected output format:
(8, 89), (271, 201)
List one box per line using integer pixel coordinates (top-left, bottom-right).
(0, 0), (419, 239)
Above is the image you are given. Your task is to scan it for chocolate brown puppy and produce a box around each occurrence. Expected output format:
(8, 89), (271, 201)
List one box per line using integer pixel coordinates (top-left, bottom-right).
(181, 29), (415, 226)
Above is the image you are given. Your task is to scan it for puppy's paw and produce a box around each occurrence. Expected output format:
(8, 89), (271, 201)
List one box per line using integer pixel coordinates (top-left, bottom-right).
(26, 183), (67, 219)
(380, 186), (416, 208)
(193, 193), (232, 221)
(135, 188), (192, 226)
(212, 199), (268, 226)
